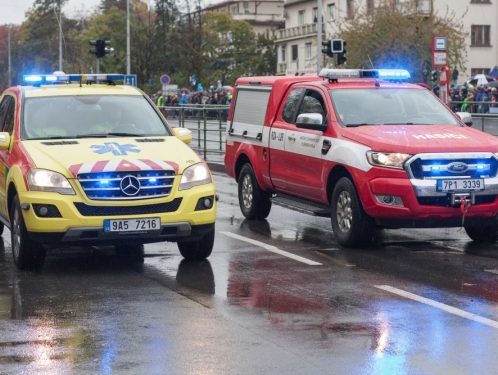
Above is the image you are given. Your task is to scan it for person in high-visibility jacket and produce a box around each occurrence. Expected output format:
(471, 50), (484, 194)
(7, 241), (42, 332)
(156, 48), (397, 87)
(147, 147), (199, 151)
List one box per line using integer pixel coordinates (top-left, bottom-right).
(156, 91), (165, 116)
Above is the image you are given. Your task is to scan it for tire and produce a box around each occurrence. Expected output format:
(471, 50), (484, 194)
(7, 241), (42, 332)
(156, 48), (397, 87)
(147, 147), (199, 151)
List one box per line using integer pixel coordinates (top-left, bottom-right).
(115, 244), (145, 261)
(10, 195), (46, 270)
(464, 225), (498, 243)
(331, 177), (375, 247)
(238, 163), (272, 220)
(0, 223), (4, 236)
(178, 228), (215, 261)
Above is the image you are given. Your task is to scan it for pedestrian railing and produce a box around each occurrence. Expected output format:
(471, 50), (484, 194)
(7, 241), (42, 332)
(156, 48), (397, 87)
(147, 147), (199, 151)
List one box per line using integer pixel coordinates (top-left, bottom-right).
(160, 105), (229, 162)
(450, 101), (498, 114)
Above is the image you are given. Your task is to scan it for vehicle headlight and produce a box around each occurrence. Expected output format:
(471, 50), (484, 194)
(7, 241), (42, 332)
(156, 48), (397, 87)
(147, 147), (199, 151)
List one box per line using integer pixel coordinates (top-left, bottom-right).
(366, 151), (412, 169)
(179, 163), (212, 190)
(27, 169), (75, 194)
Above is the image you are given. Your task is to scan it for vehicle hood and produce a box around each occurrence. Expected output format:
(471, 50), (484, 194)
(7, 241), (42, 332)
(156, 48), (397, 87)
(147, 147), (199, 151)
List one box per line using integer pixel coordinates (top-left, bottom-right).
(22, 137), (202, 178)
(340, 125), (498, 154)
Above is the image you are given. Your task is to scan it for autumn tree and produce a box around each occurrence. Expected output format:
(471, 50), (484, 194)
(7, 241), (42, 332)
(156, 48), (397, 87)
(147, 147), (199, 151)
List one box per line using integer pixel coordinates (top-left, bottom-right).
(334, 0), (467, 83)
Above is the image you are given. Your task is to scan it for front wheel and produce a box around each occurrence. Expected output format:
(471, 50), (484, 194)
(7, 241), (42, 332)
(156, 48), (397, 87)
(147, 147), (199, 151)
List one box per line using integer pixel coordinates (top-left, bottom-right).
(464, 225), (498, 243)
(10, 195), (46, 270)
(178, 228), (215, 261)
(331, 177), (375, 247)
(238, 163), (272, 220)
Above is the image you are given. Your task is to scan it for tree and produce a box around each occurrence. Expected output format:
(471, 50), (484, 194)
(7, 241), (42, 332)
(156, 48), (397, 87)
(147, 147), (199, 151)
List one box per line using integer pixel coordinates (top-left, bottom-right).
(334, 0), (467, 83)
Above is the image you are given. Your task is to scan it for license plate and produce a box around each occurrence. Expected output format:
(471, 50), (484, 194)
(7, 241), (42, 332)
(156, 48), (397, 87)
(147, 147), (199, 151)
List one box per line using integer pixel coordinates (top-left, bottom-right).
(436, 179), (484, 192)
(104, 218), (160, 232)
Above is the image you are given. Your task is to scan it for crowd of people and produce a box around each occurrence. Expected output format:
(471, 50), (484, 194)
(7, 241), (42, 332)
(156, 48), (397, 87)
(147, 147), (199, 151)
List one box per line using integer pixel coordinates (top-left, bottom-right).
(449, 83), (498, 114)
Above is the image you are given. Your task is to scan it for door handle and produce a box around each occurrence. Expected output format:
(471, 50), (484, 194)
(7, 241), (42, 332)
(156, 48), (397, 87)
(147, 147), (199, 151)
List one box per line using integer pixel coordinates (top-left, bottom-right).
(288, 135), (296, 141)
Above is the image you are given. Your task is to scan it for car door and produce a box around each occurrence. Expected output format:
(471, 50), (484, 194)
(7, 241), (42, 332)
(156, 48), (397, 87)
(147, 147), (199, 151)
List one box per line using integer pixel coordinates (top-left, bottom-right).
(283, 89), (329, 200)
(269, 88), (305, 190)
(0, 94), (15, 219)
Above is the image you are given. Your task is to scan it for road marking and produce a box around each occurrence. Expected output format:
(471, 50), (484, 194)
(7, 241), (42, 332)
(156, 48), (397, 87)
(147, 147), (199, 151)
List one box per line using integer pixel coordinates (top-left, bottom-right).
(375, 285), (498, 329)
(221, 231), (322, 266)
(485, 269), (498, 275)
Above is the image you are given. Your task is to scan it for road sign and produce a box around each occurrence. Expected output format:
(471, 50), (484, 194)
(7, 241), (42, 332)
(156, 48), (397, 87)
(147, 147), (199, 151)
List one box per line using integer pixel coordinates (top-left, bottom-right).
(433, 52), (447, 68)
(125, 74), (137, 86)
(434, 37), (447, 51)
(160, 75), (170, 85)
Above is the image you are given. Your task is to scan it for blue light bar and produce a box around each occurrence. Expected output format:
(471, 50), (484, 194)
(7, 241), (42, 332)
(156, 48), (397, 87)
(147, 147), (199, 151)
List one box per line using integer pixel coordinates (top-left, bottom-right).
(319, 68), (410, 81)
(22, 73), (125, 85)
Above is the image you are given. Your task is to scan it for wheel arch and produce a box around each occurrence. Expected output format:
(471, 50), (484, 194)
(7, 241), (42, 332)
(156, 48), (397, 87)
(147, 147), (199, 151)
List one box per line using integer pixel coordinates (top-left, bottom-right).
(326, 165), (354, 206)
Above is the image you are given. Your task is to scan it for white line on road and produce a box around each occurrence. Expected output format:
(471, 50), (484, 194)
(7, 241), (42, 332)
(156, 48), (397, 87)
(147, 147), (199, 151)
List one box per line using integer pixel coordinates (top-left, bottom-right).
(375, 285), (498, 329)
(220, 231), (322, 266)
(484, 269), (498, 275)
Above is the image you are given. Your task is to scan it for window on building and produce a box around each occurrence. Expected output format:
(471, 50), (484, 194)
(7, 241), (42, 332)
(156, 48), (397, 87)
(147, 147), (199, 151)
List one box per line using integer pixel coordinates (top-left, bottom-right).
(298, 10), (305, 25)
(366, 0), (374, 14)
(243, 1), (249, 8)
(471, 25), (491, 46)
(281, 45), (286, 62)
(471, 68), (491, 76)
(313, 7), (318, 22)
(327, 3), (335, 21)
(305, 43), (312, 60)
(346, 0), (355, 18)
(292, 45), (298, 61)
(231, 5), (237, 14)
(470, 0), (491, 3)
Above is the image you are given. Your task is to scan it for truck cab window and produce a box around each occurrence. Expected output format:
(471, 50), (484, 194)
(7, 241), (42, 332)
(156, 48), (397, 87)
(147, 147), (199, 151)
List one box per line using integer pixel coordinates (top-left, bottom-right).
(296, 90), (326, 122)
(282, 88), (305, 123)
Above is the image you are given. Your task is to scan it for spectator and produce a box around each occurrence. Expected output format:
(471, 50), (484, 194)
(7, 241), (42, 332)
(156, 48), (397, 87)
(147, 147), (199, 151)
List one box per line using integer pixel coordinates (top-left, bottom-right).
(475, 86), (489, 113)
(451, 67), (459, 86)
(461, 92), (474, 113)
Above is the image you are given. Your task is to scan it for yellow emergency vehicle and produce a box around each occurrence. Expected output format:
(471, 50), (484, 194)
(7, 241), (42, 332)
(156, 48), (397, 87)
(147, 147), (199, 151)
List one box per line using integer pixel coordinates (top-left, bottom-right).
(0, 73), (217, 270)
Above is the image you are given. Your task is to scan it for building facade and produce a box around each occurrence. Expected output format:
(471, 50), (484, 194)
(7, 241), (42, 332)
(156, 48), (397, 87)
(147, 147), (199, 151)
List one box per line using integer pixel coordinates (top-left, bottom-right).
(274, 0), (498, 81)
(203, 0), (285, 35)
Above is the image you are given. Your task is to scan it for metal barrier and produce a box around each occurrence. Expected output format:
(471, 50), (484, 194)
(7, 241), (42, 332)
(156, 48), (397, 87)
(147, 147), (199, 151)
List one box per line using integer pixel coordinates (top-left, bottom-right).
(450, 101), (498, 114)
(160, 105), (229, 162)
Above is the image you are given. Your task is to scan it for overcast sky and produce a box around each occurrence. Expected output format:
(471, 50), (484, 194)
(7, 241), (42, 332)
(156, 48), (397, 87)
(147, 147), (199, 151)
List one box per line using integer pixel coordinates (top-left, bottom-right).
(0, 0), (220, 25)
(0, 0), (107, 25)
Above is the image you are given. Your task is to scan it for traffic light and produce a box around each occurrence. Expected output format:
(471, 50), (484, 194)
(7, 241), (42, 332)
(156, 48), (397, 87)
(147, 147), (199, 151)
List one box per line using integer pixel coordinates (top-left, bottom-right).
(331, 39), (344, 53)
(431, 70), (438, 83)
(336, 41), (347, 66)
(321, 40), (333, 58)
(89, 39), (112, 58)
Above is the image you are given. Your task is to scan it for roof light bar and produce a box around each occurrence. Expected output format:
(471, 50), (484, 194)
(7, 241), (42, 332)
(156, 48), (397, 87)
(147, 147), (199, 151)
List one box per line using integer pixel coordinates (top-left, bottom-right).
(22, 73), (125, 85)
(319, 68), (410, 80)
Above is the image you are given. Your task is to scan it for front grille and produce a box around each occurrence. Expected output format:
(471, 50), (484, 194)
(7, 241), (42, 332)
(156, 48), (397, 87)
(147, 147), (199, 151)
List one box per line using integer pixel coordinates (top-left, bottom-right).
(73, 198), (182, 216)
(407, 154), (498, 179)
(77, 170), (176, 200)
(417, 195), (496, 206)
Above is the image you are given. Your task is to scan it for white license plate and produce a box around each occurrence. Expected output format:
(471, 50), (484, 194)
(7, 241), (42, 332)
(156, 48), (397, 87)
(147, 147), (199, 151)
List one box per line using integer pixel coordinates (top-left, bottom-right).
(436, 179), (484, 192)
(104, 218), (160, 232)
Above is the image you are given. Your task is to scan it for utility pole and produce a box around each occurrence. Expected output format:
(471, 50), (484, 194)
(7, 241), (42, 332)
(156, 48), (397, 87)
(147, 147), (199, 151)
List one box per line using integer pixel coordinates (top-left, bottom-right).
(59, 0), (63, 71)
(8, 25), (11, 87)
(126, 0), (130, 75)
(316, 0), (323, 74)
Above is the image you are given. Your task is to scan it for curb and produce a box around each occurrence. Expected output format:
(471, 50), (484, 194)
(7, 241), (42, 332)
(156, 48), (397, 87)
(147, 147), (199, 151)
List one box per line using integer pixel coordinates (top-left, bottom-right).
(207, 162), (226, 174)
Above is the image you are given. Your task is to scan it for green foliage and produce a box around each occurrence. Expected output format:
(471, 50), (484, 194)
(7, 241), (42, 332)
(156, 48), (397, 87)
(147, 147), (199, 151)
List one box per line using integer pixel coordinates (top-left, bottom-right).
(334, 0), (467, 83)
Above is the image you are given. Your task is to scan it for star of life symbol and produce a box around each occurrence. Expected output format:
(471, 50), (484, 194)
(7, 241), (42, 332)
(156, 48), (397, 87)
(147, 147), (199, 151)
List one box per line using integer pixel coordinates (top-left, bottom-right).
(90, 142), (141, 156)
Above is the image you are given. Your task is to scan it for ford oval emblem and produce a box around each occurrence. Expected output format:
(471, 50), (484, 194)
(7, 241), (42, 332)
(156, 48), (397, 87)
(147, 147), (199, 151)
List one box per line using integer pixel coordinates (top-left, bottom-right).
(447, 162), (468, 173)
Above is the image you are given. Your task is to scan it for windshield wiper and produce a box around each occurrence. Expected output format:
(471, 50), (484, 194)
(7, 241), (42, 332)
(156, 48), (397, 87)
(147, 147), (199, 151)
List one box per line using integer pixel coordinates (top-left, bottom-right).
(345, 123), (370, 127)
(76, 134), (109, 138)
(382, 123), (415, 125)
(107, 132), (144, 137)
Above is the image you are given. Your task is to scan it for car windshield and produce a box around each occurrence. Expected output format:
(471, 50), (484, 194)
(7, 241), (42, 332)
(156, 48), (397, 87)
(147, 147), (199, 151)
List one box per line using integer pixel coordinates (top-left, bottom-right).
(23, 95), (171, 139)
(329, 88), (461, 127)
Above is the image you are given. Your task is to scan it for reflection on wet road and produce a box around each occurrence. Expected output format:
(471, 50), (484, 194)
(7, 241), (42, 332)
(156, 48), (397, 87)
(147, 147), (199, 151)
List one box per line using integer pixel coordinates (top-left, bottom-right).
(1, 172), (498, 373)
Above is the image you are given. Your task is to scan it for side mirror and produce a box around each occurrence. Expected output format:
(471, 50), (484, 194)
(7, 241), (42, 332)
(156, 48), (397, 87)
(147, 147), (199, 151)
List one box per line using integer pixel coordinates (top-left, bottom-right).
(296, 113), (327, 132)
(456, 112), (473, 127)
(172, 127), (192, 144)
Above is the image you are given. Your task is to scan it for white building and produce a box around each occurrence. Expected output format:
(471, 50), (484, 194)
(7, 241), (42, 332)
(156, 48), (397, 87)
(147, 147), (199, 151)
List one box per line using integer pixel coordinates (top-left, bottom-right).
(275, 0), (498, 81)
(203, 0), (285, 35)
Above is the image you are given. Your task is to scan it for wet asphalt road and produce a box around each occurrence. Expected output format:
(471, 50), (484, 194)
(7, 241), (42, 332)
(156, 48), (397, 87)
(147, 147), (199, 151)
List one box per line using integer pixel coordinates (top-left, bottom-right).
(2, 172), (498, 374)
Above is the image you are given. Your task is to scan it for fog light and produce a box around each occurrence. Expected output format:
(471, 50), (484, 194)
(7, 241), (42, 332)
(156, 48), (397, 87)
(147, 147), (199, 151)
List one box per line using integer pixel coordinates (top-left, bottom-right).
(374, 194), (404, 207)
(38, 206), (49, 216)
(203, 198), (213, 209)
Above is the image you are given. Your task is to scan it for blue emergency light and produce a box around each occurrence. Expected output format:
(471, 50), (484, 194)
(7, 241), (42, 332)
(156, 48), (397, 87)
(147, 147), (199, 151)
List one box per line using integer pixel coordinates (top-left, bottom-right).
(22, 73), (125, 85)
(319, 68), (410, 81)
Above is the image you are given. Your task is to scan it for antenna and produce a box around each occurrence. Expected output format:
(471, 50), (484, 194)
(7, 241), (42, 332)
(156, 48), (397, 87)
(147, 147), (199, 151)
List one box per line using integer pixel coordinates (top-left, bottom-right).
(367, 55), (380, 87)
